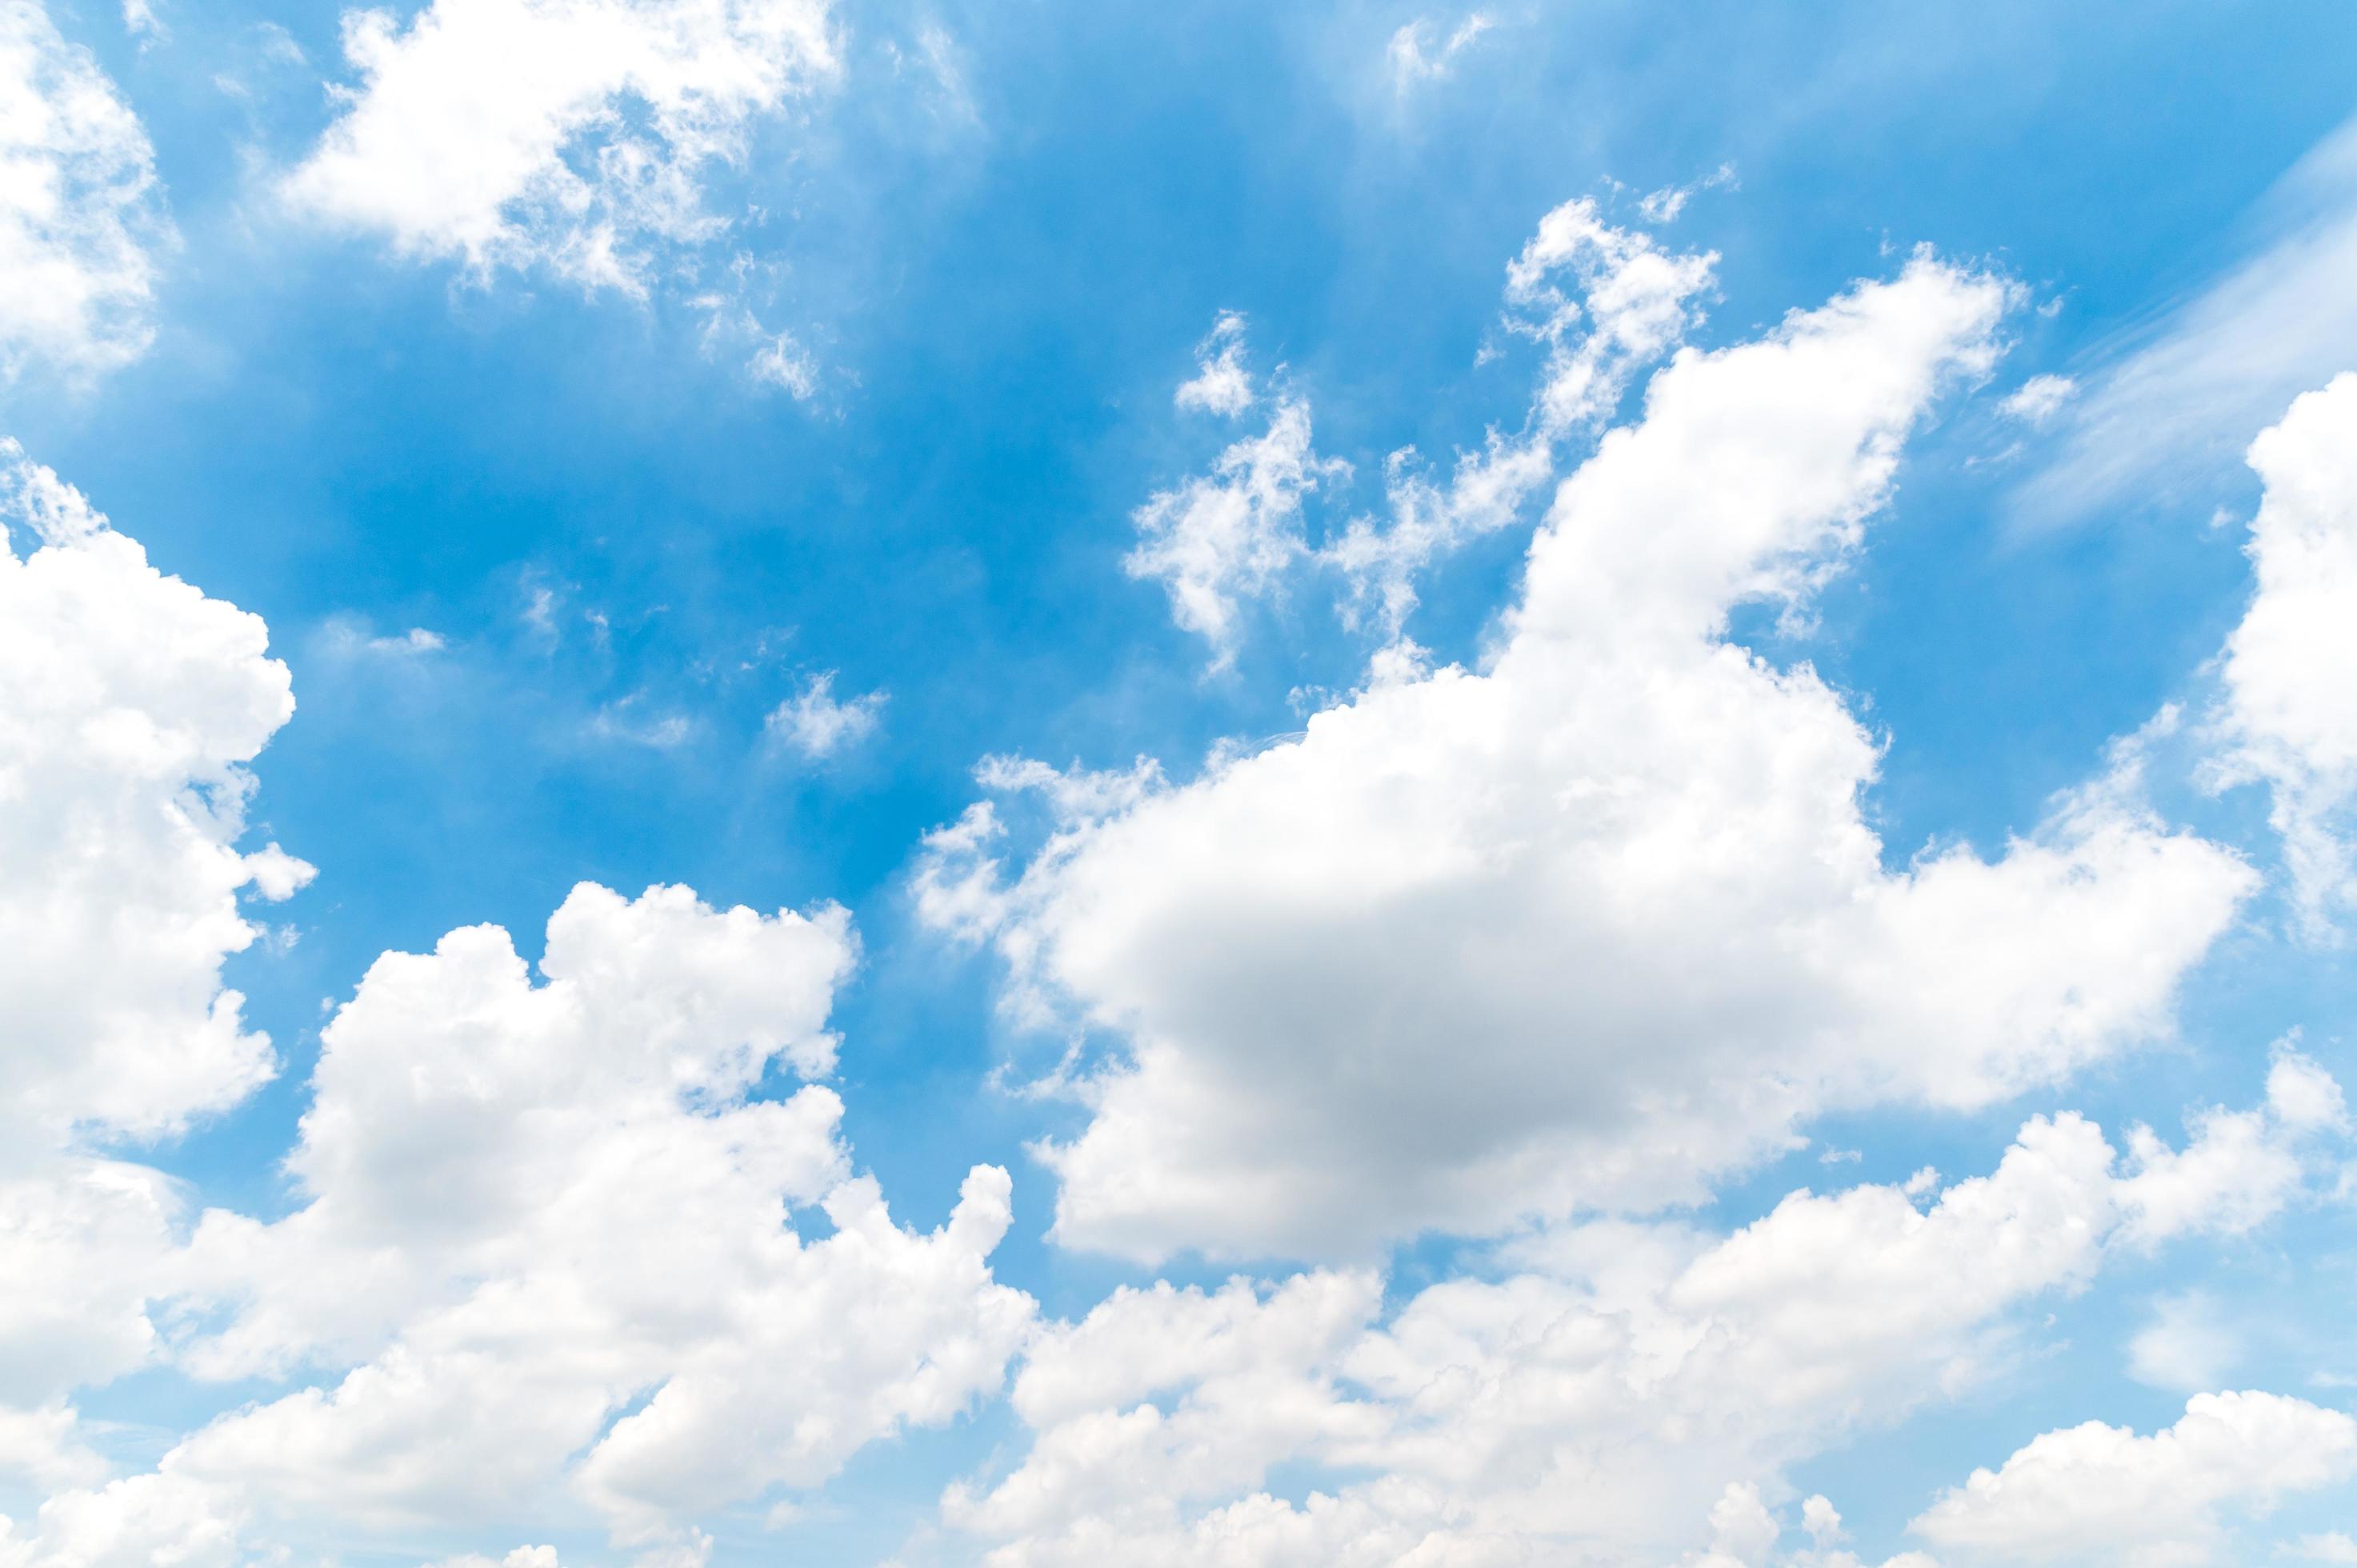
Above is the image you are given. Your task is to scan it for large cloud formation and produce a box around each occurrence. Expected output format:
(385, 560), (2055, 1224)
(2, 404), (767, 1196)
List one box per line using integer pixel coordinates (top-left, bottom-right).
(0, 450), (1032, 1565)
(924, 238), (2256, 1262)
(944, 1062), (2349, 1565)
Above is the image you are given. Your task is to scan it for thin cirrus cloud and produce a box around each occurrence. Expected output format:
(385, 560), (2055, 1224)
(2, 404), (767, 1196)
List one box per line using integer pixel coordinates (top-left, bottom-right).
(922, 222), (2255, 1264)
(2016, 110), (2357, 530)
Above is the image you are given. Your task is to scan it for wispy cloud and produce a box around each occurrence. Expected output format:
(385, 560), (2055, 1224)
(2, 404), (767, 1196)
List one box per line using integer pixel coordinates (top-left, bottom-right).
(1387, 11), (1495, 94)
(2016, 111), (2357, 527)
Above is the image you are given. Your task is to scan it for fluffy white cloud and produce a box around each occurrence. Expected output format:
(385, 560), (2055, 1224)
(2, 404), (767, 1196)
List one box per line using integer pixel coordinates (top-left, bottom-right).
(949, 1081), (2345, 1565)
(46, 882), (1034, 1554)
(925, 252), (2253, 1262)
(285, 0), (838, 293)
(0, 1), (172, 378)
(1910, 1390), (2357, 1566)
(2207, 373), (2357, 934)
(0, 451), (298, 1562)
(0, 442), (309, 1147)
(1671, 1488), (1935, 1568)
(0, 451), (1030, 1560)
(766, 670), (886, 759)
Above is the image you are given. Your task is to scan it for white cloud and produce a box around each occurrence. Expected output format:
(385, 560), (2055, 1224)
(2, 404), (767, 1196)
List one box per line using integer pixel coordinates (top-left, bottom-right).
(0, 449), (300, 1563)
(318, 615), (447, 658)
(1638, 164), (1737, 226)
(1911, 1390), (2357, 1566)
(1999, 373), (2075, 426)
(426, 1550), (566, 1568)
(1387, 12), (1494, 93)
(0, 450), (1030, 1562)
(694, 295), (822, 399)
(2019, 112), (2357, 526)
(1324, 196), (1718, 633)
(0, 441), (310, 1146)
(0, 0), (174, 378)
(284, 0), (838, 294)
(0, 882), (1036, 1559)
(1124, 388), (1347, 666)
(1173, 311), (1255, 417)
(588, 695), (698, 749)
(2206, 373), (2357, 934)
(766, 670), (885, 758)
(1132, 200), (1719, 656)
(948, 1086), (2342, 1564)
(923, 252), (2253, 1262)
(2111, 1038), (2346, 1246)
(747, 326), (818, 397)
(118, 0), (160, 42)
(2290, 1534), (2357, 1564)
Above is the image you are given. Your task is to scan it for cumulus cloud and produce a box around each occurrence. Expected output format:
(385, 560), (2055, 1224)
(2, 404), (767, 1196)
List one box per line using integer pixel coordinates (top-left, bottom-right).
(766, 670), (886, 758)
(0, 441), (310, 1147)
(923, 250), (2253, 1262)
(0, 0), (174, 378)
(1911, 1390), (2357, 1566)
(4, 883), (1034, 1559)
(946, 1082), (2344, 1564)
(284, 0), (838, 294)
(2206, 373), (2357, 934)
(0, 452), (1030, 1562)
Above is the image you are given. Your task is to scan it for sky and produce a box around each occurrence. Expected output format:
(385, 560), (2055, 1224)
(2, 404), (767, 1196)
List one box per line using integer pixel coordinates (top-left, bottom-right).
(3, 0), (2357, 1564)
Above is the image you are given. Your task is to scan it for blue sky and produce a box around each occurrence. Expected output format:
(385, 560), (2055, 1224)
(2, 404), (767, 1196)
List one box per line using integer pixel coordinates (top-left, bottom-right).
(4, 0), (2357, 1563)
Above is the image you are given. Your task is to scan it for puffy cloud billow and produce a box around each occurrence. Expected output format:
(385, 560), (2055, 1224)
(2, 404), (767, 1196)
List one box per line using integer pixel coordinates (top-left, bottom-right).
(943, 1071), (2351, 1565)
(925, 240), (2255, 1262)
